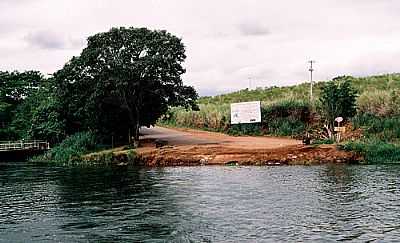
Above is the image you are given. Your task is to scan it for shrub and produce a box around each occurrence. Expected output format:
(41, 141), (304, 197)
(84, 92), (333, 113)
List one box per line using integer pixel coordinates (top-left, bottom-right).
(126, 149), (137, 162)
(352, 114), (400, 143)
(228, 123), (263, 136)
(262, 100), (311, 136)
(32, 131), (97, 164)
(319, 77), (357, 129)
(342, 140), (400, 164)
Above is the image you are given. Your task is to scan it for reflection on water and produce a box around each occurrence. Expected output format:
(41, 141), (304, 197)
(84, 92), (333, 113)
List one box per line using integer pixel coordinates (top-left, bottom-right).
(1, 163), (400, 242)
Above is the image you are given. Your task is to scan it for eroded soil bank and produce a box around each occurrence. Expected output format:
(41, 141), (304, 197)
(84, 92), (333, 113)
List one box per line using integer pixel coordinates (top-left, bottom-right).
(135, 127), (361, 166)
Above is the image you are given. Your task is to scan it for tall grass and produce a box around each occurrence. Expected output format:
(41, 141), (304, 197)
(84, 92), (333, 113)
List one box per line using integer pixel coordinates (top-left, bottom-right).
(199, 73), (400, 106)
(160, 100), (312, 137)
(357, 89), (400, 117)
(31, 131), (98, 164)
(161, 104), (230, 132)
(342, 114), (400, 163)
(342, 140), (400, 164)
(352, 114), (400, 143)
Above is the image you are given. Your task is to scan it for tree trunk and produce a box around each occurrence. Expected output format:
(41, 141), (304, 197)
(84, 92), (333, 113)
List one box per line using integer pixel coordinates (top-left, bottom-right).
(133, 104), (140, 148)
(324, 124), (333, 140)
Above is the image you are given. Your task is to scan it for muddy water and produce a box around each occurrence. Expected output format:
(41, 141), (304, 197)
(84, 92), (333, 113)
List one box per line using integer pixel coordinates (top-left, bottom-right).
(1, 163), (400, 242)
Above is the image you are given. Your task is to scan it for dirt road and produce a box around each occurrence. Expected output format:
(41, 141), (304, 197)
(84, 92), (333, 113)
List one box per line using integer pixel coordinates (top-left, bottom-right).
(136, 126), (360, 166)
(139, 126), (301, 149)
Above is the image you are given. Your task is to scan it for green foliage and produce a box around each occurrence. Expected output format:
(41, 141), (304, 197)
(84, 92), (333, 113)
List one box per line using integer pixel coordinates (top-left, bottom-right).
(262, 100), (311, 136)
(9, 79), (65, 143)
(33, 131), (97, 164)
(198, 74), (400, 106)
(28, 95), (65, 144)
(199, 85), (313, 105)
(228, 123), (263, 136)
(319, 76), (357, 128)
(343, 114), (400, 164)
(126, 149), (137, 162)
(352, 114), (400, 143)
(357, 89), (400, 117)
(312, 139), (335, 145)
(0, 70), (44, 140)
(55, 27), (198, 143)
(342, 140), (400, 164)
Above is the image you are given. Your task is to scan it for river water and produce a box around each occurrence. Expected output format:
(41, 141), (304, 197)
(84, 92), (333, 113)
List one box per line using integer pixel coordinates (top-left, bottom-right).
(1, 163), (400, 242)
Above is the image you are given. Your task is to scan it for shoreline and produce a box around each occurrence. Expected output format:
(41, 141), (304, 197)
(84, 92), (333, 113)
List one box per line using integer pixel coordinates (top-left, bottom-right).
(136, 144), (361, 167)
(133, 127), (362, 166)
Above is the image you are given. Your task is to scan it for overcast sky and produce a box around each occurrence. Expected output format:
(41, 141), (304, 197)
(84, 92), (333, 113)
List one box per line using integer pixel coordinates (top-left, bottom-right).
(1, 0), (399, 96)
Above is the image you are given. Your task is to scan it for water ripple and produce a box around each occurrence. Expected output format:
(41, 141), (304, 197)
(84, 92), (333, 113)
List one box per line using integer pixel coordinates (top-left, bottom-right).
(1, 163), (400, 242)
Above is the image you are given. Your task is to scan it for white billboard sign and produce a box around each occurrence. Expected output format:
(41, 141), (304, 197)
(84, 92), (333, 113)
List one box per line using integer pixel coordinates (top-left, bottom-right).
(230, 101), (261, 124)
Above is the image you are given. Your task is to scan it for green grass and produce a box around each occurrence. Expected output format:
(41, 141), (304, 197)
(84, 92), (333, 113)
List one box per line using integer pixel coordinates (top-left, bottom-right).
(341, 140), (400, 164)
(352, 114), (400, 144)
(340, 114), (400, 164)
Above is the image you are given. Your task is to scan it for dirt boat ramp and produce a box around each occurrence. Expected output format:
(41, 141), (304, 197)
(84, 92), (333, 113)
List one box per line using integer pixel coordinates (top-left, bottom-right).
(135, 126), (361, 166)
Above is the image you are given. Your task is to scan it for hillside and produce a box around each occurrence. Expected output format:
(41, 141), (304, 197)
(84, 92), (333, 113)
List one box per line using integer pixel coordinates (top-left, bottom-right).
(198, 73), (400, 105)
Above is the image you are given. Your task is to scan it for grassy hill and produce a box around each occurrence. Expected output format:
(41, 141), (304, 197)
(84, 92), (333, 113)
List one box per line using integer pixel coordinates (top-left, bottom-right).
(198, 73), (400, 105)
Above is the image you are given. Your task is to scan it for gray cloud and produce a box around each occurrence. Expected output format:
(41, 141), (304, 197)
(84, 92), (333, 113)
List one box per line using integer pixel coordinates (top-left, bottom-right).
(24, 30), (84, 50)
(238, 22), (270, 36)
(24, 31), (66, 49)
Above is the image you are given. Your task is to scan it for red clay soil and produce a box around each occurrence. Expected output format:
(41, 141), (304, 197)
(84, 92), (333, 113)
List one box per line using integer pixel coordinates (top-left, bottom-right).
(136, 127), (361, 166)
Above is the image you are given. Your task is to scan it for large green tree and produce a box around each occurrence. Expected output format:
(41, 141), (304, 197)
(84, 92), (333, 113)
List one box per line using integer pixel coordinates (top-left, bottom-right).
(55, 27), (198, 145)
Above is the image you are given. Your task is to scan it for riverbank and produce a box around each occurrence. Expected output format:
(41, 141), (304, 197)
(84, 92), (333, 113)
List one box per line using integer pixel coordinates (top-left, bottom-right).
(134, 127), (361, 166)
(35, 126), (360, 166)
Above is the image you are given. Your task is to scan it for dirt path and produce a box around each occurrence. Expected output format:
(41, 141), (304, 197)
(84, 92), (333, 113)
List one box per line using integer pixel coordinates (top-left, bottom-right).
(139, 126), (301, 149)
(136, 126), (361, 166)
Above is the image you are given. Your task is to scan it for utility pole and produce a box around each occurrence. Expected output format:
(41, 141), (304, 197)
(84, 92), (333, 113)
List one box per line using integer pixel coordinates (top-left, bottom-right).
(308, 60), (316, 102)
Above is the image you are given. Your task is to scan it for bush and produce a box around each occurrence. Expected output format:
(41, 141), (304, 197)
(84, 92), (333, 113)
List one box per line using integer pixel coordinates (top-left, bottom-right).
(319, 77), (357, 129)
(126, 149), (137, 162)
(342, 140), (400, 164)
(352, 114), (400, 143)
(228, 123), (263, 136)
(32, 131), (97, 164)
(262, 100), (311, 136)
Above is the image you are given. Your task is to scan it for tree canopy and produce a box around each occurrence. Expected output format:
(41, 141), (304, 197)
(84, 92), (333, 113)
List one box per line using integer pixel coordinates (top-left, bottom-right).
(54, 27), (198, 144)
(0, 70), (44, 139)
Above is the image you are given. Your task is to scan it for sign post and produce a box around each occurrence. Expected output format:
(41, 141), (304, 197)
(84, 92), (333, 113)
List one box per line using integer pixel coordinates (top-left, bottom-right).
(334, 117), (345, 142)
